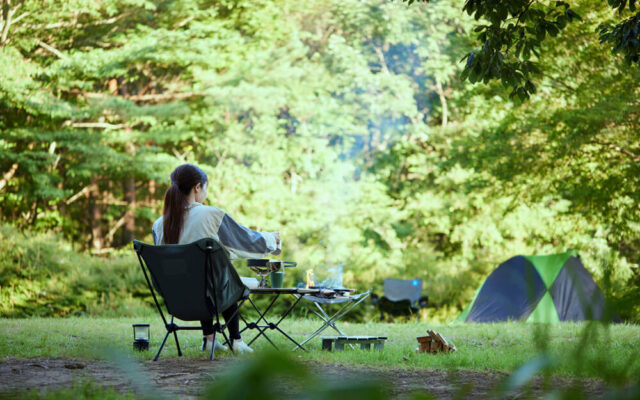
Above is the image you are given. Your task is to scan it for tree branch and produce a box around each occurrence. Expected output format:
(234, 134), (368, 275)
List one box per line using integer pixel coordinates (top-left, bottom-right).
(47, 141), (59, 173)
(613, 146), (640, 162)
(172, 146), (187, 162)
(505, 0), (537, 55)
(37, 39), (67, 59)
(65, 183), (97, 205)
(0, 1), (19, 48)
(62, 89), (202, 103)
(592, 140), (640, 162)
(105, 214), (127, 245)
(11, 9), (30, 24)
(372, 43), (389, 74)
(126, 92), (202, 102)
(19, 14), (123, 30)
(175, 15), (194, 29)
(0, 162), (18, 191)
(63, 121), (126, 130)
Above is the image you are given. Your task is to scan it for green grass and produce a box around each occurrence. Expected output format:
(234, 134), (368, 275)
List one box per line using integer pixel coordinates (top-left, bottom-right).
(1, 317), (639, 380)
(16, 381), (137, 400)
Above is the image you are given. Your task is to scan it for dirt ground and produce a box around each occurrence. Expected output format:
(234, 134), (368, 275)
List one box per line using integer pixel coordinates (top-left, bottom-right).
(0, 357), (605, 399)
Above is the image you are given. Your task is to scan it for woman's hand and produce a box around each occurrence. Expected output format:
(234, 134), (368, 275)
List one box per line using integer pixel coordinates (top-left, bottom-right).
(272, 232), (282, 255)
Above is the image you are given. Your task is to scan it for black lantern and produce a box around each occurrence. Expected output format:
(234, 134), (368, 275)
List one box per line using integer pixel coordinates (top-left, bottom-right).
(132, 324), (150, 351)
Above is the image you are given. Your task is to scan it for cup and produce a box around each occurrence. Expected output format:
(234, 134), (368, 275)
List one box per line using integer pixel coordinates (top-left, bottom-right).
(270, 271), (285, 288)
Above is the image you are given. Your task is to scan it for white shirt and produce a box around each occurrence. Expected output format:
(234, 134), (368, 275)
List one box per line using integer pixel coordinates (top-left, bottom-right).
(152, 202), (281, 259)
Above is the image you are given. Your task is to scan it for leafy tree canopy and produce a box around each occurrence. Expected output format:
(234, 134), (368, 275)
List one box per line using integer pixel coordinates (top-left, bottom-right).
(405, 0), (640, 99)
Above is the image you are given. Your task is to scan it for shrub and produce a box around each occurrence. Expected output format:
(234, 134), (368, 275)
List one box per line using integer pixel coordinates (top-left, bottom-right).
(0, 225), (152, 318)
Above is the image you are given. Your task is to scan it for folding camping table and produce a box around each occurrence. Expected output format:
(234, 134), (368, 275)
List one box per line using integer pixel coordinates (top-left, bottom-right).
(292, 290), (370, 351)
(238, 287), (327, 351)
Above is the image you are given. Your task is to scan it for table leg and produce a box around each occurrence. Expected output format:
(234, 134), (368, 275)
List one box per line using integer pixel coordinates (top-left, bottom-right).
(296, 313), (332, 348)
(313, 304), (354, 349)
(294, 295), (370, 351)
(245, 294), (281, 347)
(312, 304), (349, 337)
(242, 293), (307, 351)
(274, 325), (306, 351)
(267, 294), (306, 351)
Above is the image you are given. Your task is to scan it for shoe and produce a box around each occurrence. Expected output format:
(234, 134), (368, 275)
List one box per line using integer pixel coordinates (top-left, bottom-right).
(201, 337), (228, 352)
(232, 339), (254, 354)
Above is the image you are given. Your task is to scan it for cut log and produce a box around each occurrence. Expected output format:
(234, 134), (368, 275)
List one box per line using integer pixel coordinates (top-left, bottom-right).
(416, 330), (457, 354)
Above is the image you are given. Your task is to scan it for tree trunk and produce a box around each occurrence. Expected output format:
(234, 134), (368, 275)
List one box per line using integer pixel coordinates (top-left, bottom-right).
(149, 179), (158, 211)
(435, 81), (448, 128)
(89, 180), (103, 250)
(121, 141), (136, 245)
(122, 175), (135, 244)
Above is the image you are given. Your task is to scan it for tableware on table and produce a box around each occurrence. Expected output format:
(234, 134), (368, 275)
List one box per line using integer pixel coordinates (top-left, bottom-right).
(270, 271), (285, 288)
(247, 259), (297, 288)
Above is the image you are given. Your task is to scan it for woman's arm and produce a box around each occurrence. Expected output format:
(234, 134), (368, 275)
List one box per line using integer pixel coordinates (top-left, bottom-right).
(216, 212), (281, 259)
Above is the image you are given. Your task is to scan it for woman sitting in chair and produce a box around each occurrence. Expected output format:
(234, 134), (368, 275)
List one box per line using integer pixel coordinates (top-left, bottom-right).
(152, 163), (281, 354)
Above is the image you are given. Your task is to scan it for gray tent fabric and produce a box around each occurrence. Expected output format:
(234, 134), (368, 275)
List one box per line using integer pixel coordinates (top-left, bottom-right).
(466, 256), (546, 322)
(457, 251), (616, 323)
(550, 257), (606, 321)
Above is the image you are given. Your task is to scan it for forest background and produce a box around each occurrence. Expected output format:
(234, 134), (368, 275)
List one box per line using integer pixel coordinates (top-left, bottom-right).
(1, 0), (639, 321)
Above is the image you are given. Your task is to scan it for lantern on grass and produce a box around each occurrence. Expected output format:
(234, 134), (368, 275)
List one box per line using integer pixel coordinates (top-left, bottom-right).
(132, 324), (150, 351)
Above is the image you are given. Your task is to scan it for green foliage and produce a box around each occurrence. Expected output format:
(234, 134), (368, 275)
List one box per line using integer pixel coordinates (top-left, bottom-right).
(367, 0), (640, 320)
(598, 11), (640, 66)
(0, 225), (150, 317)
(460, 0), (580, 100)
(0, 0), (638, 321)
(18, 381), (137, 400)
(401, 0), (638, 98)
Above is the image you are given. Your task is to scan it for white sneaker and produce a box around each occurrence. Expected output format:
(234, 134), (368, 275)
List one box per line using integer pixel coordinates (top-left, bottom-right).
(201, 337), (228, 352)
(214, 339), (228, 352)
(232, 339), (254, 354)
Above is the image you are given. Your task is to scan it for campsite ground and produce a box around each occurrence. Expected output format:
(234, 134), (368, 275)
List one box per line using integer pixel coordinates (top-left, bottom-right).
(1, 318), (639, 398)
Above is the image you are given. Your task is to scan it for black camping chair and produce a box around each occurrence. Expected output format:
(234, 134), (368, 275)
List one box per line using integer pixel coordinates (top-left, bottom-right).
(133, 238), (249, 361)
(371, 278), (428, 321)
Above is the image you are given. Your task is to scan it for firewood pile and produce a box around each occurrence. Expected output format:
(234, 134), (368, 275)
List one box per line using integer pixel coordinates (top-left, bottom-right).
(416, 329), (457, 354)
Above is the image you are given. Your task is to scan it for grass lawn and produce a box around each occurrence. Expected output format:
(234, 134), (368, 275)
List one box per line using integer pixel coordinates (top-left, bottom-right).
(1, 316), (639, 380)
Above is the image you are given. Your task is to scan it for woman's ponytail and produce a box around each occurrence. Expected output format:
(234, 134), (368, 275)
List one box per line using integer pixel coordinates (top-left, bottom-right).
(162, 182), (188, 244)
(162, 164), (208, 244)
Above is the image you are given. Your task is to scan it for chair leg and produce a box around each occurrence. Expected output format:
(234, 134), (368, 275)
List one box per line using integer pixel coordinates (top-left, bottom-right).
(154, 331), (171, 361)
(173, 330), (182, 356)
(210, 331), (216, 361)
(220, 329), (234, 354)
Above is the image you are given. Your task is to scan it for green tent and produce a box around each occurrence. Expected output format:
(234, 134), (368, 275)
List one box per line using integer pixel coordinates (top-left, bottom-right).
(456, 251), (611, 323)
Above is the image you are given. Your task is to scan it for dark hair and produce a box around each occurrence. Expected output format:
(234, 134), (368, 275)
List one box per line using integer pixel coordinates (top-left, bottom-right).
(163, 164), (208, 244)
